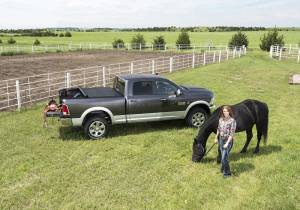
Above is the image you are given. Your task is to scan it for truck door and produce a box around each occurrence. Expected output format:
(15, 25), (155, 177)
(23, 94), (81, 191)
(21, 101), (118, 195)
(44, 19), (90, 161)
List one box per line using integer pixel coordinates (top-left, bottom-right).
(127, 80), (164, 123)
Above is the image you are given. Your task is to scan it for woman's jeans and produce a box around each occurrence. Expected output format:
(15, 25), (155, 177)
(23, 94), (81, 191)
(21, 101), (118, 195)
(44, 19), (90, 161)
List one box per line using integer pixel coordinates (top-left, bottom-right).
(219, 138), (233, 176)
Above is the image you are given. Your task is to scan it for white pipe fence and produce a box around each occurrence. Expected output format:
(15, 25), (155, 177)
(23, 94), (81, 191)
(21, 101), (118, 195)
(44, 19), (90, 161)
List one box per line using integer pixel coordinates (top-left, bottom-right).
(0, 46), (246, 111)
(270, 45), (300, 63)
(0, 42), (231, 55)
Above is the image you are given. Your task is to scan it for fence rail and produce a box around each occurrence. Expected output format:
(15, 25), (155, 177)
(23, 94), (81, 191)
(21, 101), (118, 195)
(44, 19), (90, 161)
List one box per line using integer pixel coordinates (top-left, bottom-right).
(0, 42), (231, 54)
(270, 45), (300, 63)
(0, 46), (246, 111)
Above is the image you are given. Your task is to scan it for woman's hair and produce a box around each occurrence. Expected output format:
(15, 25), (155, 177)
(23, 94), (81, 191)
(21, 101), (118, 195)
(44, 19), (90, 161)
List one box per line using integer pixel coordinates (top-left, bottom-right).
(220, 105), (234, 118)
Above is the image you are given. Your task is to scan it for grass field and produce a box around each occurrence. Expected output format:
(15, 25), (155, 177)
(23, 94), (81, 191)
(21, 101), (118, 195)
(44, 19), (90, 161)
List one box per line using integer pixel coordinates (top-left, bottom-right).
(0, 50), (299, 209)
(1, 31), (300, 49)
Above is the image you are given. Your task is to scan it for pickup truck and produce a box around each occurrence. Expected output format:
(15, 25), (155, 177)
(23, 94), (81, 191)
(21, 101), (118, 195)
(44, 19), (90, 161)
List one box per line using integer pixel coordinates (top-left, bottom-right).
(59, 74), (215, 139)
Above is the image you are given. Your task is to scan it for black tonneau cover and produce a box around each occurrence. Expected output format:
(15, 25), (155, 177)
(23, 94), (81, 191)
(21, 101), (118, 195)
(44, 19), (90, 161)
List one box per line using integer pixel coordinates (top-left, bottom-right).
(80, 87), (122, 98)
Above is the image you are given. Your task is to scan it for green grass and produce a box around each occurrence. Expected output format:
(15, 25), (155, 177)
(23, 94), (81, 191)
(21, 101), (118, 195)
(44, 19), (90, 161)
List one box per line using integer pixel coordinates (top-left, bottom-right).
(0, 51), (300, 209)
(1, 31), (300, 48)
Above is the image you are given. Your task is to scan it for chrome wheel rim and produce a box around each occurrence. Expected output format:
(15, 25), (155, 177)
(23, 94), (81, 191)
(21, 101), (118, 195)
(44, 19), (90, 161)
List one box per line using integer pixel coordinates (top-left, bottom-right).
(89, 121), (106, 138)
(191, 112), (206, 127)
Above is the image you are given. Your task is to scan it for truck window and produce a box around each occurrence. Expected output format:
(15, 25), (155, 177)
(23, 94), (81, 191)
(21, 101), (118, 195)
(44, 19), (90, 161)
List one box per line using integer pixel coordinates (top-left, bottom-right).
(155, 80), (178, 95)
(114, 77), (125, 96)
(133, 81), (154, 95)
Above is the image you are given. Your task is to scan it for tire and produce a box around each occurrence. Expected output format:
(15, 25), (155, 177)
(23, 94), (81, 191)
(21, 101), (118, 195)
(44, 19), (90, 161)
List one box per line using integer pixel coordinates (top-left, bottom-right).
(84, 117), (109, 139)
(186, 107), (208, 128)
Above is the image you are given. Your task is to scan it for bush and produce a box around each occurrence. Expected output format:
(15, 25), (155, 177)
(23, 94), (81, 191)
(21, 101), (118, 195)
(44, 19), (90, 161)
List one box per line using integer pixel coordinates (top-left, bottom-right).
(112, 38), (125, 48)
(59, 33), (65, 37)
(153, 36), (166, 50)
(33, 39), (41, 45)
(0, 39), (2, 44)
(65, 31), (72, 37)
(7, 38), (16, 44)
(228, 31), (249, 47)
(176, 31), (191, 49)
(131, 34), (146, 50)
(1, 51), (26, 56)
(260, 29), (284, 51)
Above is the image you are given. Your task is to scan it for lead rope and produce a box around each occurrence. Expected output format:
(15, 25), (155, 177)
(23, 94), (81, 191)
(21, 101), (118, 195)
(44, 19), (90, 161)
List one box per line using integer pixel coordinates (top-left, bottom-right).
(203, 142), (216, 158)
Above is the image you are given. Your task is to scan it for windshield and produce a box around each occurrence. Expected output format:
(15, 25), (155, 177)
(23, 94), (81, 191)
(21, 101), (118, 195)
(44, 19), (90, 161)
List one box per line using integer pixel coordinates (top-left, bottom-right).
(114, 77), (125, 96)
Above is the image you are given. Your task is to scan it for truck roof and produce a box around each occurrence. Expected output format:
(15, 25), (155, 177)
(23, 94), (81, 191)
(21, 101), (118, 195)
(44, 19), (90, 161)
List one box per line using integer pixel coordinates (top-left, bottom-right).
(118, 74), (164, 81)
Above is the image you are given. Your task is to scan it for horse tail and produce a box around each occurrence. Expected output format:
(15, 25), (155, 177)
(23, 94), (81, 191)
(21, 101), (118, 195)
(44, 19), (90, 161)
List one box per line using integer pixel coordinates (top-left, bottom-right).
(258, 102), (269, 144)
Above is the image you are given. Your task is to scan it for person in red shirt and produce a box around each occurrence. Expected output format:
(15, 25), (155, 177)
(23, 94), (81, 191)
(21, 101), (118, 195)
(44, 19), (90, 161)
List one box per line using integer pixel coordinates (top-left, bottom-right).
(43, 97), (60, 127)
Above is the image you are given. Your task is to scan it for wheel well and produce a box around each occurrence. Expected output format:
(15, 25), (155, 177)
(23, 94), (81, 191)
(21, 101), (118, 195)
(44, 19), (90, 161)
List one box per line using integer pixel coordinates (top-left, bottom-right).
(83, 111), (111, 126)
(187, 104), (210, 117)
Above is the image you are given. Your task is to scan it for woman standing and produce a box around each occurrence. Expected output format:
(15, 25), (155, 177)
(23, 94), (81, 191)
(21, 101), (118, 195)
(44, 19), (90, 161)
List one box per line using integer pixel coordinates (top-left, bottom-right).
(214, 105), (237, 177)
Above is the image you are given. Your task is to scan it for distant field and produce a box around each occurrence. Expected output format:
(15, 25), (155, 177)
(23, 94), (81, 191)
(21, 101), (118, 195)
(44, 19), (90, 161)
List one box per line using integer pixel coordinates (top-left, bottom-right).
(1, 31), (300, 48)
(0, 51), (299, 209)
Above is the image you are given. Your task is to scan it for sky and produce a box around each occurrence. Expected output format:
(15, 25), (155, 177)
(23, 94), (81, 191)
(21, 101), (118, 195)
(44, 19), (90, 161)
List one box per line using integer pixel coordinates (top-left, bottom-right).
(0, 0), (299, 29)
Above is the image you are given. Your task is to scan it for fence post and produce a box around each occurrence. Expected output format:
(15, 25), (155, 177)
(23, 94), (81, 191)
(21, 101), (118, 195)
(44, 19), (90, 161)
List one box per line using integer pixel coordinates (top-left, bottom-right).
(289, 44), (291, 55)
(66, 73), (71, 88)
(27, 77), (31, 103)
(139, 43), (142, 51)
(151, 44), (153, 51)
(32, 46), (34, 53)
(103, 67), (106, 87)
(226, 50), (229, 60)
(270, 46), (273, 58)
(233, 47), (236, 58)
(152, 60), (155, 74)
(239, 47), (241, 58)
(83, 70), (86, 88)
(244, 47), (247, 55)
(297, 50), (300, 63)
(6, 81), (10, 106)
(16, 80), (21, 111)
(219, 50), (222, 63)
(130, 62), (133, 74)
(203, 52), (206, 65)
(169, 57), (173, 72)
(165, 44), (167, 51)
(192, 53), (195, 68)
(213, 52), (216, 63)
(279, 48), (282, 61)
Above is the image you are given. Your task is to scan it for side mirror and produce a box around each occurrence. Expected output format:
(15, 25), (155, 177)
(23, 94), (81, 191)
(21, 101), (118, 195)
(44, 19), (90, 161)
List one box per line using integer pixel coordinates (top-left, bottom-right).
(176, 89), (182, 96)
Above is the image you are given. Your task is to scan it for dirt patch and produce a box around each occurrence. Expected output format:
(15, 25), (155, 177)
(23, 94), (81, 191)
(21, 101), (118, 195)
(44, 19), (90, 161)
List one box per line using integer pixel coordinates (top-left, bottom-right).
(0, 50), (177, 80)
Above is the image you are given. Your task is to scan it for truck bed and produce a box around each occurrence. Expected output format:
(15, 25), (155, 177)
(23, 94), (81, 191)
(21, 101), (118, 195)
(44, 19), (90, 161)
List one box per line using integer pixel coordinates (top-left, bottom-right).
(81, 87), (122, 98)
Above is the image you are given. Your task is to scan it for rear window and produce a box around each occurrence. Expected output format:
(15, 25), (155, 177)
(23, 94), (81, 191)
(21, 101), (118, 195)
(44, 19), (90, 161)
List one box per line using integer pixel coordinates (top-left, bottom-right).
(114, 77), (125, 96)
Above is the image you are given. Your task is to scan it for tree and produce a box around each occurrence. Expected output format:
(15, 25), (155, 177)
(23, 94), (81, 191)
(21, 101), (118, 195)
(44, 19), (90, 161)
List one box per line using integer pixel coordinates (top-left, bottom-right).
(33, 39), (41, 45)
(7, 38), (16, 44)
(59, 33), (65, 37)
(176, 31), (191, 49)
(228, 31), (249, 47)
(131, 34), (146, 50)
(112, 38), (125, 48)
(153, 35), (166, 50)
(65, 31), (72, 37)
(260, 29), (284, 51)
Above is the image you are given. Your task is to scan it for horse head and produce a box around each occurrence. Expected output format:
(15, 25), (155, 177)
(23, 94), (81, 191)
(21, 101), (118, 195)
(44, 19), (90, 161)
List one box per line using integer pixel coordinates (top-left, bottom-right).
(192, 137), (206, 162)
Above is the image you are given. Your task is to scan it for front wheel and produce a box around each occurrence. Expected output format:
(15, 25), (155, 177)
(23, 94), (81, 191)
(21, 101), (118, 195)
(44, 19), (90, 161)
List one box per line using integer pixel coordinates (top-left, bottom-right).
(84, 117), (109, 139)
(186, 107), (208, 128)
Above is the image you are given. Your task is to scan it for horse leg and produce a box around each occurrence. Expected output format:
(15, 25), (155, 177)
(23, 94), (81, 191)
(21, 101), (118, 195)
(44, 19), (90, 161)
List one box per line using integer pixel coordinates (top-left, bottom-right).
(254, 130), (262, 153)
(240, 129), (253, 153)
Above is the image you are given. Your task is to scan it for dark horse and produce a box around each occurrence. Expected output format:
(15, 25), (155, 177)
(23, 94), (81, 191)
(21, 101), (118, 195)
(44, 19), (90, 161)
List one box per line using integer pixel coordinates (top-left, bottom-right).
(192, 99), (269, 162)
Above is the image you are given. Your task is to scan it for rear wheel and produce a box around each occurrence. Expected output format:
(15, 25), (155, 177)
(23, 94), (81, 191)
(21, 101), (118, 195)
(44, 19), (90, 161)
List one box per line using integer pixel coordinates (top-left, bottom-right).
(84, 117), (109, 139)
(186, 107), (208, 128)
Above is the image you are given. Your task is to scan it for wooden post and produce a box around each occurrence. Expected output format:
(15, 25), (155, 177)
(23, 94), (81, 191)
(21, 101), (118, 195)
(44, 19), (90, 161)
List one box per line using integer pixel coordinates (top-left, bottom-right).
(28, 77), (31, 102)
(152, 60), (155, 74)
(66, 73), (71, 88)
(6, 81), (10, 107)
(169, 57), (173, 72)
(203, 52), (206, 65)
(192, 53), (195, 68)
(103, 67), (106, 87)
(219, 50), (222, 63)
(297, 50), (300, 63)
(130, 62), (134, 74)
(279, 48), (282, 61)
(16, 80), (21, 111)
(270, 45), (273, 58)
(226, 50), (229, 60)
(164, 44), (167, 51)
(213, 52), (216, 63)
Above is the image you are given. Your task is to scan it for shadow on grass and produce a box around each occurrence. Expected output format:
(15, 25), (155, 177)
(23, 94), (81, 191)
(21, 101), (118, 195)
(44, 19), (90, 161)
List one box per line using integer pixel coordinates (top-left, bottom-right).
(200, 144), (282, 162)
(59, 120), (188, 141)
